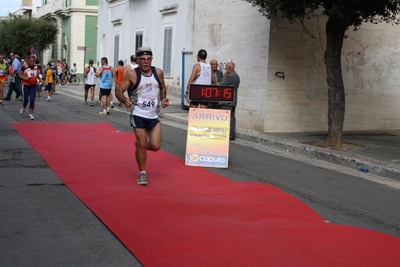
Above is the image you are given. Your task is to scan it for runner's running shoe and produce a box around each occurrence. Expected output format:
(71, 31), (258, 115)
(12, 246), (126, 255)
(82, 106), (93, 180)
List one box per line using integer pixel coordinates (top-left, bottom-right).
(137, 173), (147, 186)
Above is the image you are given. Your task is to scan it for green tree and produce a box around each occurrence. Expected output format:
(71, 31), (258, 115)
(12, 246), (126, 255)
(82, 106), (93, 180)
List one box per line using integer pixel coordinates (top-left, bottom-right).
(245, 0), (400, 146)
(0, 15), (58, 60)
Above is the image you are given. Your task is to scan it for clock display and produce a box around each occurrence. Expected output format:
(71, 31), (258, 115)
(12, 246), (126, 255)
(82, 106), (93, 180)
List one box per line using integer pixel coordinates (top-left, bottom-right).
(189, 84), (235, 102)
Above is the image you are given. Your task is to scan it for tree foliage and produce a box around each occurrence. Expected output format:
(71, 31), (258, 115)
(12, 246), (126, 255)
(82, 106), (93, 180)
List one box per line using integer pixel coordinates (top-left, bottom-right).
(245, 0), (400, 146)
(246, 0), (400, 28)
(0, 15), (58, 59)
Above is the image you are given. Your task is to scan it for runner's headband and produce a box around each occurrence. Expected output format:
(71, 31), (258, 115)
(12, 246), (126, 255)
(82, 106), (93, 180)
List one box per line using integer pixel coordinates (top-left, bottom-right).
(136, 51), (153, 57)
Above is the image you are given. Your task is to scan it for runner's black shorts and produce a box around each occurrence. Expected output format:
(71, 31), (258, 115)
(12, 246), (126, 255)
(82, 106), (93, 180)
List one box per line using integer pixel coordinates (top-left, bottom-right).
(45, 83), (53, 91)
(99, 89), (111, 96)
(130, 115), (160, 129)
(85, 84), (95, 90)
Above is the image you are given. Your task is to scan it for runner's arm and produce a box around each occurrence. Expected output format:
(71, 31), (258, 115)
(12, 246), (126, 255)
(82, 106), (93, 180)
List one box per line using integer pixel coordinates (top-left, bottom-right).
(156, 68), (169, 108)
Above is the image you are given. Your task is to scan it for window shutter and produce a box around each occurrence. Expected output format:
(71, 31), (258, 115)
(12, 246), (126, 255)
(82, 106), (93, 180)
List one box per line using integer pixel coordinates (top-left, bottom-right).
(114, 34), (120, 68)
(163, 27), (173, 76)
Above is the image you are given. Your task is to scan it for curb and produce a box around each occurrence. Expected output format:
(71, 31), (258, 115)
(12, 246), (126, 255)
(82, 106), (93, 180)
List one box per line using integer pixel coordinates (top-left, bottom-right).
(237, 131), (400, 181)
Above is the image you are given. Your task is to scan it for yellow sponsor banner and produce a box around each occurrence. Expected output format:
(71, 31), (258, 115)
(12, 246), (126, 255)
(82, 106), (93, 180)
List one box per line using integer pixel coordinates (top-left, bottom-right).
(185, 108), (230, 168)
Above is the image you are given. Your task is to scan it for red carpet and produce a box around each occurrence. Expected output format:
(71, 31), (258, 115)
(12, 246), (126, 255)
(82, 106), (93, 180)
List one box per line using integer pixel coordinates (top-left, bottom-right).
(12, 122), (400, 266)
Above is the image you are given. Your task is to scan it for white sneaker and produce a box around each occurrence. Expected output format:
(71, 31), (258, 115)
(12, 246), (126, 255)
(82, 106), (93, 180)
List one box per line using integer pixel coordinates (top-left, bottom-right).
(89, 101), (93, 107)
(29, 114), (35, 120)
(106, 107), (110, 114)
(46, 97), (50, 102)
(83, 101), (87, 104)
(48, 97), (53, 102)
(99, 110), (107, 116)
(110, 102), (114, 108)
(19, 107), (25, 114)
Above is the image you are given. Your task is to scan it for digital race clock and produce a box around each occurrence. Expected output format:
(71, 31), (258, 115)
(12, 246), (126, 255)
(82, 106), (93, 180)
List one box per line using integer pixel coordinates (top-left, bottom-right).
(189, 84), (235, 102)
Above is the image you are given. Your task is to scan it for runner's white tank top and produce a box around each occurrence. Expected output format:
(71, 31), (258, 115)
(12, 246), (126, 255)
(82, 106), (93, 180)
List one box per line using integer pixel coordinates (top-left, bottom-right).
(130, 63), (138, 70)
(131, 72), (160, 119)
(86, 66), (96, 85)
(194, 62), (212, 85)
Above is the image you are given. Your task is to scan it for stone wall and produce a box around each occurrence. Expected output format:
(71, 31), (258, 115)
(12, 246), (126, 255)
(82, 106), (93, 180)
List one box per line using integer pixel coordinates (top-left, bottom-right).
(194, 0), (270, 131)
(267, 17), (400, 132)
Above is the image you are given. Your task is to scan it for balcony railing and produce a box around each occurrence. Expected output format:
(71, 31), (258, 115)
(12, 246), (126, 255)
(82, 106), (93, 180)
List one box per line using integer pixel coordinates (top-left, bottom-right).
(36, 0), (70, 18)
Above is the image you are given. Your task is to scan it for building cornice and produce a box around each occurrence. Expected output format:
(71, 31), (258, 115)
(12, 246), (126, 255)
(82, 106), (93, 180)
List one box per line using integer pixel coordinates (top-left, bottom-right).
(159, 4), (178, 15)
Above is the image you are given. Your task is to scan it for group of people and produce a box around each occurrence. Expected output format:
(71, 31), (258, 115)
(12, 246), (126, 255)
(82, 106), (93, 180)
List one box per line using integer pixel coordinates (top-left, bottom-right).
(0, 53), (79, 119)
(82, 55), (138, 112)
(185, 49), (241, 140)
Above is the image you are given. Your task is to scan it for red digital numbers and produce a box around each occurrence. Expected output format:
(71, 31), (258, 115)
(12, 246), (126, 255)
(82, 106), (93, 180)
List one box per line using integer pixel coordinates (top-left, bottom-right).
(189, 85), (234, 101)
(223, 88), (232, 99)
(201, 87), (221, 98)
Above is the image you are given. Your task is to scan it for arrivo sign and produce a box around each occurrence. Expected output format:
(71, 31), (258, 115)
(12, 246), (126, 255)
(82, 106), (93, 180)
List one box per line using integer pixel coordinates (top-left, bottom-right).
(189, 84), (234, 102)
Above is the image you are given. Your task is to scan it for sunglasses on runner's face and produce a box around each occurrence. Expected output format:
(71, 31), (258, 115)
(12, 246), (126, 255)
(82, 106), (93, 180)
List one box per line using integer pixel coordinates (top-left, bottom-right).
(139, 57), (152, 61)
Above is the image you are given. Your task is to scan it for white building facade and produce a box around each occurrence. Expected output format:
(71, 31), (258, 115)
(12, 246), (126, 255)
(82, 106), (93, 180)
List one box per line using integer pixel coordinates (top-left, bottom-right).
(98, 0), (400, 133)
(36, 0), (98, 77)
(97, 0), (195, 98)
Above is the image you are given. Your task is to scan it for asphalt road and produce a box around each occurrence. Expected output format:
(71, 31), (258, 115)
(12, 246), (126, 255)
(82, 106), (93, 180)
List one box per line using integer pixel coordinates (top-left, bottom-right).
(1, 92), (400, 266)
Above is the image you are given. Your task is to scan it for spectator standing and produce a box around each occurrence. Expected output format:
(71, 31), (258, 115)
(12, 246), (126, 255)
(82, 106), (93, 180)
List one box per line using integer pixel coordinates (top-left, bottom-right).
(210, 59), (223, 84)
(56, 59), (63, 89)
(218, 62), (240, 140)
(185, 49), (214, 108)
(0, 54), (7, 106)
(44, 63), (54, 102)
(4, 52), (22, 101)
(70, 63), (77, 84)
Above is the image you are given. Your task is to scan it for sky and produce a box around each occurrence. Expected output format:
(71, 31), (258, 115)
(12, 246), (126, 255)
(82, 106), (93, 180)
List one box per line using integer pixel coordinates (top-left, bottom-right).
(0, 0), (41, 17)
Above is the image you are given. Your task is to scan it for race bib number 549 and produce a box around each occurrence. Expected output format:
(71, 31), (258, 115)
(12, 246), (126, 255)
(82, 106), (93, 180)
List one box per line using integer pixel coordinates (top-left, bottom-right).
(142, 101), (156, 108)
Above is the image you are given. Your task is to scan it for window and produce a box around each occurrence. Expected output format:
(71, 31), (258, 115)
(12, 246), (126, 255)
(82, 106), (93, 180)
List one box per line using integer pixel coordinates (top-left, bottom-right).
(114, 34), (120, 68)
(163, 27), (173, 76)
(135, 31), (143, 52)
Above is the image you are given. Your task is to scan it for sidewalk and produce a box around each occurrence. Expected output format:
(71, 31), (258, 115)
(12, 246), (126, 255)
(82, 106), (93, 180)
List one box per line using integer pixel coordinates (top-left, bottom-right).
(56, 83), (400, 181)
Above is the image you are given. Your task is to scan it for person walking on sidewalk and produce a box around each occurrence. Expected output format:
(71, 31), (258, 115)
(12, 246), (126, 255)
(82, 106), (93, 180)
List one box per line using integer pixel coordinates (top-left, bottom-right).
(84, 59), (96, 106)
(96, 57), (113, 115)
(44, 63), (53, 102)
(19, 56), (39, 120)
(116, 47), (169, 186)
(4, 53), (22, 101)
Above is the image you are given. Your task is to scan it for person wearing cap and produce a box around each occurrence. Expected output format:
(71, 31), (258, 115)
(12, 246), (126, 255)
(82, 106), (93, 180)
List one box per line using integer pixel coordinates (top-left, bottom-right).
(116, 47), (169, 186)
(185, 49), (214, 108)
(84, 59), (97, 106)
(96, 57), (113, 115)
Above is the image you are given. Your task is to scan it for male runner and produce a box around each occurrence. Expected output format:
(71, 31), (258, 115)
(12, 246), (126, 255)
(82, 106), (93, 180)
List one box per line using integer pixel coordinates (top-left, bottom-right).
(116, 47), (169, 186)
(84, 59), (96, 106)
(96, 57), (113, 115)
(185, 49), (214, 108)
